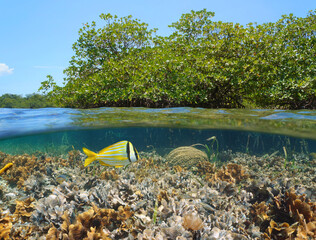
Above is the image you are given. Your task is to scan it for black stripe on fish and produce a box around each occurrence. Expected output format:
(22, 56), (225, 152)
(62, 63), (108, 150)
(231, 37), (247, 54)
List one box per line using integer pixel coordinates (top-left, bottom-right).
(126, 141), (131, 162)
(133, 146), (139, 160)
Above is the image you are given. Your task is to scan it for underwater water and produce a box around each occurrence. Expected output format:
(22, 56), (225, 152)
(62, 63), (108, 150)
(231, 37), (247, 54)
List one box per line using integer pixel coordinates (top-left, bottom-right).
(0, 107), (316, 239)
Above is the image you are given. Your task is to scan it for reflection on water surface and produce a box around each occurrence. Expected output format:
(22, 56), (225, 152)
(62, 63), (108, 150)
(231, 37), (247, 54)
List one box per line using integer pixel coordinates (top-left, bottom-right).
(1, 107), (316, 140)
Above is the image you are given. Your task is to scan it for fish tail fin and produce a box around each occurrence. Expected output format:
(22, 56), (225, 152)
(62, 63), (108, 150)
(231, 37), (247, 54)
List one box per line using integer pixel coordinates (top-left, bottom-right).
(82, 147), (97, 167)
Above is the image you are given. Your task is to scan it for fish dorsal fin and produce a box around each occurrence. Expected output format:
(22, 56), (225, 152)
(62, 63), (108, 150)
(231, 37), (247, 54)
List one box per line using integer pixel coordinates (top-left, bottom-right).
(99, 141), (128, 154)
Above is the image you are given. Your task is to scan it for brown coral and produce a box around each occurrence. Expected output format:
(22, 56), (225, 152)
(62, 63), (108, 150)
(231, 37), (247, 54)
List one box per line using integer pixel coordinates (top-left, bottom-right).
(256, 188), (316, 240)
(196, 160), (216, 176)
(0, 201), (36, 240)
(157, 190), (169, 203)
(206, 163), (248, 184)
(0, 153), (47, 188)
(182, 213), (204, 231)
(13, 197), (35, 223)
(46, 225), (59, 240)
(166, 146), (208, 169)
(9, 225), (35, 240)
(85, 227), (104, 240)
(101, 169), (119, 181)
(46, 204), (134, 240)
(263, 219), (297, 240)
(0, 151), (80, 188)
(296, 213), (316, 240)
(250, 201), (270, 225)
(285, 189), (315, 223)
(0, 214), (12, 240)
(219, 163), (248, 183)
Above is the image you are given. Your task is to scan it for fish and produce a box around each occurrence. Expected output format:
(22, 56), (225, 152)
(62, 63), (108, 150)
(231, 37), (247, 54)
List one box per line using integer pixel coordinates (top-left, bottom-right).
(55, 174), (72, 184)
(82, 140), (139, 168)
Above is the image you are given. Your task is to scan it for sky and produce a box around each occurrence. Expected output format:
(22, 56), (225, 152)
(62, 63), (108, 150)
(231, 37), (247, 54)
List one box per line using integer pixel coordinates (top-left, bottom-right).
(0, 0), (315, 96)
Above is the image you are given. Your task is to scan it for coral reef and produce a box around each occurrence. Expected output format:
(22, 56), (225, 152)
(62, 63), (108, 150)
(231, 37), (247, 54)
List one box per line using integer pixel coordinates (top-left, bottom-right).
(46, 203), (133, 240)
(13, 197), (35, 223)
(0, 153), (53, 188)
(195, 160), (216, 175)
(262, 189), (316, 239)
(0, 198), (38, 239)
(100, 169), (119, 181)
(203, 162), (249, 189)
(0, 211), (12, 240)
(250, 201), (269, 225)
(214, 163), (248, 184)
(0, 149), (314, 239)
(0, 150), (84, 189)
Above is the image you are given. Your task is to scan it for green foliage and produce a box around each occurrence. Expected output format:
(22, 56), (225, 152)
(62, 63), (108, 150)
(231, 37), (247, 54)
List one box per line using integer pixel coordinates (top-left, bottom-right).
(39, 9), (316, 109)
(0, 93), (55, 108)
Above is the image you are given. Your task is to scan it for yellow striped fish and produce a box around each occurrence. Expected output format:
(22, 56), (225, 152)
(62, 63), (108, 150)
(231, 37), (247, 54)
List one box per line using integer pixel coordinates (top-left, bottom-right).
(82, 141), (139, 168)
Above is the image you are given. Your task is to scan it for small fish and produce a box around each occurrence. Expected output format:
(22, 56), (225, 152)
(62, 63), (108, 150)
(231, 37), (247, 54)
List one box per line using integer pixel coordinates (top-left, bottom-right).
(83, 140), (139, 168)
(55, 174), (72, 184)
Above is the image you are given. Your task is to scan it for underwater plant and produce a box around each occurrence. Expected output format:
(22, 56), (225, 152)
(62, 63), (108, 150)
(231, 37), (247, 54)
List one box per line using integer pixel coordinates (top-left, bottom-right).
(152, 198), (159, 225)
(283, 146), (288, 169)
(191, 136), (219, 163)
(282, 146), (298, 170)
(245, 134), (250, 154)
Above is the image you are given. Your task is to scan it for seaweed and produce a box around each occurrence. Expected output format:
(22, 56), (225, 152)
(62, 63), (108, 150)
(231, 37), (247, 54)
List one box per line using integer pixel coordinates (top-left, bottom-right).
(191, 136), (219, 163)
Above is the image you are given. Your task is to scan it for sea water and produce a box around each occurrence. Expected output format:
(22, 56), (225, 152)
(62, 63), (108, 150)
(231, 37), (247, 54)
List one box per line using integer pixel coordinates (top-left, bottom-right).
(1, 107), (316, 239)
(0, 107), (315, 156)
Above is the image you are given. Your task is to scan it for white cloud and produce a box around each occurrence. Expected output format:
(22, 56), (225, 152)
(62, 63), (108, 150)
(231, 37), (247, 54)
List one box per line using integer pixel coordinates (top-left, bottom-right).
(0, 63), (14, 76)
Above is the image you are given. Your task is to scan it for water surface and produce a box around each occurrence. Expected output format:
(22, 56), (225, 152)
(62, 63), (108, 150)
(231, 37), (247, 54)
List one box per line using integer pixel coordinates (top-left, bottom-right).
(1, 107), (316, 139)
(0, 107), (315, 156)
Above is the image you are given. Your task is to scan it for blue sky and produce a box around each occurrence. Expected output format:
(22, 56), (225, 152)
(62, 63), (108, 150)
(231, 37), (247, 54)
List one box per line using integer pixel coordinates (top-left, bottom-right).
(0, 0), (315, 96)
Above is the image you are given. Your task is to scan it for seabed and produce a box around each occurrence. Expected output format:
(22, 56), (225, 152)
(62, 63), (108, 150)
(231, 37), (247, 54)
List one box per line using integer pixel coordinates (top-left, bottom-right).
(0, 148), (315, 240)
